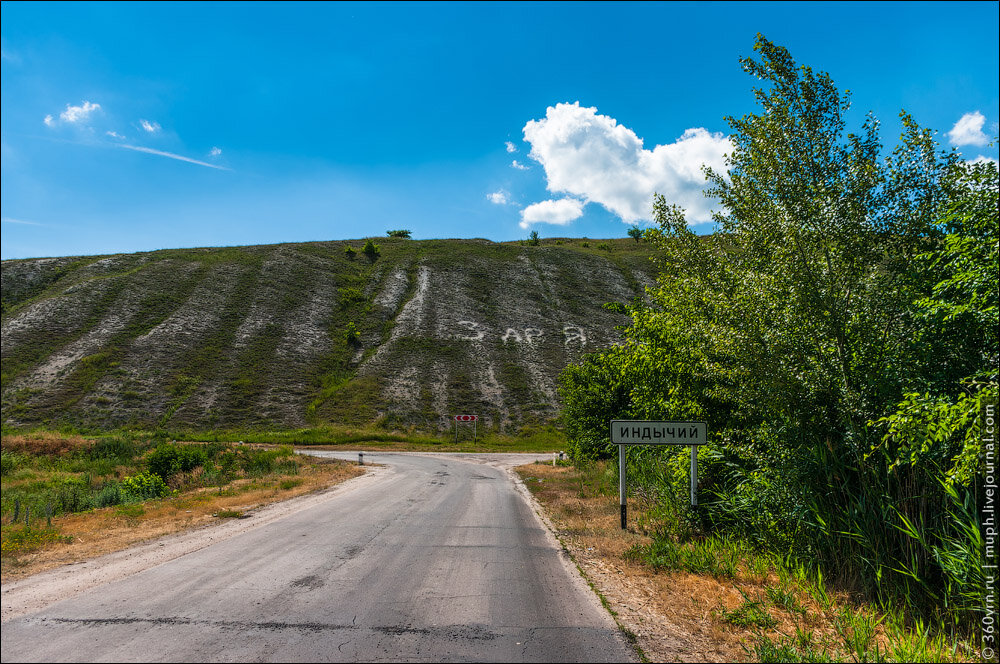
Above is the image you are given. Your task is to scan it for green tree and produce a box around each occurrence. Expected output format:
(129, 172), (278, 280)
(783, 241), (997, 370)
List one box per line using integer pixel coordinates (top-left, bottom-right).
(361, 239), (381, 263)
(559, 34), (995, 628)
(344, 245), (357, 261)
(386, 229), (412, 238)
(627, 225), (643, 242)
(528, 230), (540, 246)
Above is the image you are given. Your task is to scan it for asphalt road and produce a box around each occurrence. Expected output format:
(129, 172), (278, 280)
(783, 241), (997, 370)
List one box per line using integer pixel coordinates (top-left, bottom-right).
(1, 452), (636, 662)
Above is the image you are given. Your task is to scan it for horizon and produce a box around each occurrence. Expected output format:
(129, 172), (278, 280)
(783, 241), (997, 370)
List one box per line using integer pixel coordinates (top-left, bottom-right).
(2, 1), (998, 260)
(0, 233), (643, 262)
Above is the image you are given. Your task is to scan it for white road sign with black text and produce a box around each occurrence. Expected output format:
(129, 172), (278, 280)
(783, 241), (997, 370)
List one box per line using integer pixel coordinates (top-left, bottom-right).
(610, 420), (707, 445)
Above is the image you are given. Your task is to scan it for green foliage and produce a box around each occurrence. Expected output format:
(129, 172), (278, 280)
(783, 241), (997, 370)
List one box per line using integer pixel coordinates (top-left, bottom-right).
(361, 239), (381, 262)
(344, 321), (361, 346)
(386, 229), (412, 238)
(120, 471), (170, 500)
(626, 533), (743, 579)
(338, 287), (365, 309)
(87, 435), (137, 463)
(344, 245), (357, 260)
(628, 225), (643, 242)
(528, 230), (540, 246)
(1, 450), (25, 477)
(146, 443), (208, 479)
(720, 591), (778, 629)
(1, 525), (72, 558)
(913, 159), (999, 385)
(558, 351), (630, 460)
(558, 33), (997, 635)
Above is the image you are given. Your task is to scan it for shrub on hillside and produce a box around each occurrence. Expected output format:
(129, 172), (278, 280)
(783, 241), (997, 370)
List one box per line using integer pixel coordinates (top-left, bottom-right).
(121, 471), (170, 501)
(362, 240), (381, 262)
(147, 443), (207, 479)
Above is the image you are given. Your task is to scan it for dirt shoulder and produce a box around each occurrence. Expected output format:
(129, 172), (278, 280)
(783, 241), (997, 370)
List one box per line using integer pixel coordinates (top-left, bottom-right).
(514, 461), (749, 663)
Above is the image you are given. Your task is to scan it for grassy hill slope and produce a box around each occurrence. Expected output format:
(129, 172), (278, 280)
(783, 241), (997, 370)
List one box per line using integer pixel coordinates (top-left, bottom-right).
(1, 237), (657, 433)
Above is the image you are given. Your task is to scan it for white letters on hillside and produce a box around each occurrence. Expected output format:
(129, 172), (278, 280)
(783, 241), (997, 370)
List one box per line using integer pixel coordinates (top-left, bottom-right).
(453, 322), (587, 347)
(563, 326), (586, 347)
(455, 321), (486, 341)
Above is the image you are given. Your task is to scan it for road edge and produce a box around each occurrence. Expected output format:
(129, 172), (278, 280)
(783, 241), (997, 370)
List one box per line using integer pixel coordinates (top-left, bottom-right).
(1, 464), (389, 622)
(506, 464), (647, 663)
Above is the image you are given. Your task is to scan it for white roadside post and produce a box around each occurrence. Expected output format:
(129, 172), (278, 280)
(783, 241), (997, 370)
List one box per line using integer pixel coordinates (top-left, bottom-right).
(610, 420), (707, 529)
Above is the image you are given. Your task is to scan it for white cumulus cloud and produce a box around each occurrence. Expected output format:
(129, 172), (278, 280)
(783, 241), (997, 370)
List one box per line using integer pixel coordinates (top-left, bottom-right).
(511, 159), (529, 170)
(966, 154), (999, 166)
(522, 102), (730, 223)
(45, 101), (101, 127)
(948, 111), (990, 147)
(139, 119), (161, 133)
(487, 190), (510, 205)
(505, 141), (517, 153)
(60, 101), (101, 124)
(209, 146), (222, 157)
(519, 198), (584, 229)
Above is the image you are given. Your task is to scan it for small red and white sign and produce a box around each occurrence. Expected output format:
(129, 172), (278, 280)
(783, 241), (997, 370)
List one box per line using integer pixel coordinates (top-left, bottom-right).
(454, 415), (478, 422)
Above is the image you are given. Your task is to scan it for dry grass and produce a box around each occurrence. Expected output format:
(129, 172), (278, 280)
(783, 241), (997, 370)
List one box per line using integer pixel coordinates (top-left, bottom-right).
(2, 456), (363, 580)
(517, 462), (749, 662)
(517, 462), (942, 663)
(1, 432), (94, 456)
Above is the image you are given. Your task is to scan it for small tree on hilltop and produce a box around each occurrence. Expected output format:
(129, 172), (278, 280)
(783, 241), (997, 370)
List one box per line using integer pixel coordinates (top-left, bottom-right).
(628, 225), (643, 242)
(528, 230), (540, 246)
(362, 239), (381, 263)
(386, 229), (412, 238)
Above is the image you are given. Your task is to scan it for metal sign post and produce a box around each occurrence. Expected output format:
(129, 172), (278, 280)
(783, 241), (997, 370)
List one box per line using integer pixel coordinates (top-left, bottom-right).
(610, 420), (707, 529)
(619, 443), (627, 529)
(454, 415), (478, 442)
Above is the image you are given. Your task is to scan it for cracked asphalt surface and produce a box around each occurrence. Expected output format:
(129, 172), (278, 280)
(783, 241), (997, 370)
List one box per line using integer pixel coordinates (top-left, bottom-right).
(1, 452), (636, 662)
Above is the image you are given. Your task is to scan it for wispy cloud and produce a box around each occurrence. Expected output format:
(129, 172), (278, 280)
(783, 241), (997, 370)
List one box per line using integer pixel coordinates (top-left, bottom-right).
(505, 141), (517, 153)
(948, 111), (991, 147)
(510, 160), (529, 170)
(139, 119), (161, 133)
(1, 42), (22, 65)
(2, 217), (45, 226)
(209, 146), (222, 157)
(119, 144), (232, 170)
(106, 130), (125, 140)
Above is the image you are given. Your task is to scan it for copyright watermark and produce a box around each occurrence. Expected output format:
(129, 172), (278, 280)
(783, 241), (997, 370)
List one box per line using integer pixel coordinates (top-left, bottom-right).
(982, 398), (997, 661)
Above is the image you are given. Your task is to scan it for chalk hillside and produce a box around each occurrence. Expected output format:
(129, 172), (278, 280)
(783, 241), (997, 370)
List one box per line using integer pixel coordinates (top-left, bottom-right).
(1, 238), (657, 433)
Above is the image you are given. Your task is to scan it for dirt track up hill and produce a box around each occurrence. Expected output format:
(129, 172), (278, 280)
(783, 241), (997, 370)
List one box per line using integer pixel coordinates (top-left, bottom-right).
(1, 238), (656, 432)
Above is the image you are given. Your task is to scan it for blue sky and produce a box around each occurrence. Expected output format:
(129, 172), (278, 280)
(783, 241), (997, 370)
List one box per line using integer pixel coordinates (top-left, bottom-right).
(2, 1), (998, 259)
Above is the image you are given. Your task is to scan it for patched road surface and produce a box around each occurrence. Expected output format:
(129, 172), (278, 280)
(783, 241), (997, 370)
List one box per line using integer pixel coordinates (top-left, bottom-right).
(1, 452), (635, 662)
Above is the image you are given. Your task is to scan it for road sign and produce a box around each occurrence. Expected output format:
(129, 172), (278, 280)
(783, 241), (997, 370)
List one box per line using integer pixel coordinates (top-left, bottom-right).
(611, 420), (708, 529)
(610, 420), (707, 445)
(454, 414), (478, 442)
